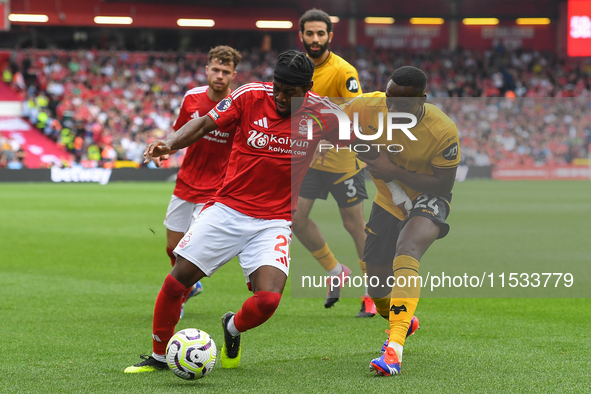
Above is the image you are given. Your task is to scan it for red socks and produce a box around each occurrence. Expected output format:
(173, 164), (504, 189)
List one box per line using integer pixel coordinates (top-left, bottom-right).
(152, 274), (188, 355)
(165, 249), (191, 302)
(166, 247), (176, 267)
(234, 291), (282, 332)
(153, 282), (281, 354)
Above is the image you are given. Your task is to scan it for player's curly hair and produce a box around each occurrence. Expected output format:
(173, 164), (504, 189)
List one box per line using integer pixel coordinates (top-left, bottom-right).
(391, 66), (427, 95)
(275, 50), (315, 87)
(299, 8), (333, 33)
(208, 45), (242, 68)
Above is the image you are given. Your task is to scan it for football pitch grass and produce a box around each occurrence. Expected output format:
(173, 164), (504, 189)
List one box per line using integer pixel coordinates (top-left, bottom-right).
(1, 180), (589, 393)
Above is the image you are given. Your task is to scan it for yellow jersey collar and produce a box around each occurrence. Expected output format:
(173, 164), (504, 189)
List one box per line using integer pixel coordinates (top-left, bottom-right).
(315, 51), (332, 69)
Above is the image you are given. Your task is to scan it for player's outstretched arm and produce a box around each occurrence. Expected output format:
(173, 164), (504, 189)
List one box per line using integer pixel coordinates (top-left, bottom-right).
(358, 151), (456, 197)
(143, 116), (218, 164)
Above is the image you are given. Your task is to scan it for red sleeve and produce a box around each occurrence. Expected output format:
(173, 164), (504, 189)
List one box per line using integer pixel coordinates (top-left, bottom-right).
(172, 95), (193, 131)
(207, 93), (242, 131)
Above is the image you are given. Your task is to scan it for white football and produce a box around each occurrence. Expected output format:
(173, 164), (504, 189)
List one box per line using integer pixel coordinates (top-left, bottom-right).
(166, 328), (217, 380)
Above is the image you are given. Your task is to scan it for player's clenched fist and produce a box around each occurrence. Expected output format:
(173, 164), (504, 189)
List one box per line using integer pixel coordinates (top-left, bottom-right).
(144, 141), (172, 165)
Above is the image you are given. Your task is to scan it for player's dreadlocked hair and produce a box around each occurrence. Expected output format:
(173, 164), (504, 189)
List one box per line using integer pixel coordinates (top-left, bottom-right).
(276, 50), (315, 75)
(391, 66), (427, 95)
(299, 8), (333, 33)
(274, 50), (315, 87)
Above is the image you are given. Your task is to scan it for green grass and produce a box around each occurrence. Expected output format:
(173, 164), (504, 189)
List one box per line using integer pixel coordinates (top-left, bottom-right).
(0, 181), (590, 393)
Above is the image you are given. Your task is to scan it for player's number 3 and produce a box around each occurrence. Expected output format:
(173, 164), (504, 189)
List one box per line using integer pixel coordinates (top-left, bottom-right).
(344, 179), (357, 198)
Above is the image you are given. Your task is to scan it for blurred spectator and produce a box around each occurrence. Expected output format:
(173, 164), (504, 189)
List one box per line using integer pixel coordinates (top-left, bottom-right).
(6, 47), (591, 168)
(0, 135), (26, 169)
(2, 66), (12, 84)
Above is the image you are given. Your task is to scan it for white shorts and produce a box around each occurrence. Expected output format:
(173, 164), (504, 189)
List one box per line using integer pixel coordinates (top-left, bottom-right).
(163, 195), (205, 233)
(174, 203), (292, 280)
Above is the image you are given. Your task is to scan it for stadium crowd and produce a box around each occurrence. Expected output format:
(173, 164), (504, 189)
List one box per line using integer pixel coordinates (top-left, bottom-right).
(0, 134), (26, 169)
(2, 46), (590, 169)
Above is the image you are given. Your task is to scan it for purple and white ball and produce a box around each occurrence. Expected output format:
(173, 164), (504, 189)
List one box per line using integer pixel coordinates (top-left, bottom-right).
(166, 328), (217, 380)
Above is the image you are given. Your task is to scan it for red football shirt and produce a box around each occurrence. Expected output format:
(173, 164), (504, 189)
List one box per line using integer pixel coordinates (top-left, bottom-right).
(172, 86), (235, 203)
(206, 82), (346, 221)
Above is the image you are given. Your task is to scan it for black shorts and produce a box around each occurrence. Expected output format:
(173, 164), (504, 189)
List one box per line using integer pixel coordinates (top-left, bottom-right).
(363, 193), (451, 266)
(298, 168), (368, 208)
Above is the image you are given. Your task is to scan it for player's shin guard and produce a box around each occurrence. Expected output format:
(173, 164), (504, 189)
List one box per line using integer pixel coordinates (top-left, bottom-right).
(388, 255), (421, 347)
(373, 297), (391, 320)
(233, 291), (281, 332)
(166, 247), (176, 267)
(152, 274), (188, 355)
(311, 243), (338, 272)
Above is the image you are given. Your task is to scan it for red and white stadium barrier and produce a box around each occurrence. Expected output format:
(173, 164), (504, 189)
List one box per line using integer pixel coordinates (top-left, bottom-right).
(0, 117), (72, 168)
